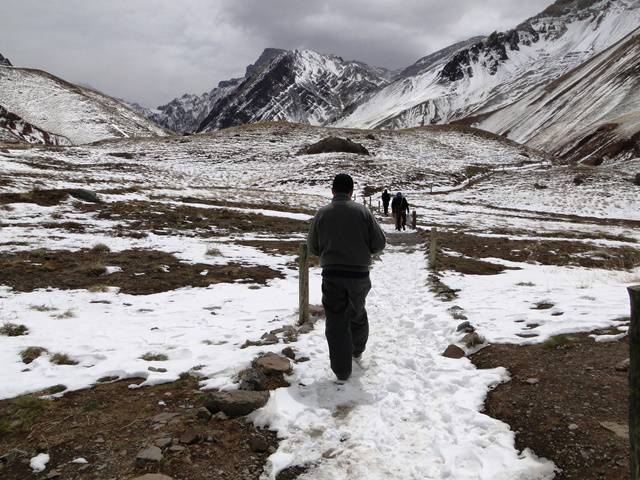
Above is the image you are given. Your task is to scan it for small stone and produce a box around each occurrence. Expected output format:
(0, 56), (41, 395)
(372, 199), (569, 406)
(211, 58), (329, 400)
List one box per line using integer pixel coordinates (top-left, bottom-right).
(136, 446), (163, 465)
(568, 424), (579, 431)
(168, 445), (186, 453)
(615, 358), (630, 372)
(462, 332), (485, 348)
(281, 347), (296, 360)
(298, 323), (314, 334)
(442, 344), (465, 359)
(297, 356), (310, 363)
(179, 430), (200, 445)
(46, 470), (62, 479)
(151, 412), (180, 424)
(456, 321), (475, 333)
(196, 407), (212, 421)
(600, 421), (629, 439)
(211, 412), (228, 421)
(253, 353), (292, 374)
(525, 378), (540, 385)
(248, 436), (269, 453)
(148, 366), (168, 373)
(94, 436), (105, 443)
(154, 437), (172, 449)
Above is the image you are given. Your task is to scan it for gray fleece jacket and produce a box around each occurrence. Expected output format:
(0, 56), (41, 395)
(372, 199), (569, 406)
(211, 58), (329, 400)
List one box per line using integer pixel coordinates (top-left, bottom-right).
(307, 193), (386, 272)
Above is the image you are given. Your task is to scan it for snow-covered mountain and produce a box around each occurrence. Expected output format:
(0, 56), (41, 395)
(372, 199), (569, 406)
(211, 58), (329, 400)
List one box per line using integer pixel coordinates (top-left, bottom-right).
(147, 48), (285, 133)
(477, 26), (640, 164)
(0, 66), (168, 145)
(0, 53), (11, 67)
(0, 104), (71, 145)
(197, 49), (391, 132)
(335, 0), (640, 129)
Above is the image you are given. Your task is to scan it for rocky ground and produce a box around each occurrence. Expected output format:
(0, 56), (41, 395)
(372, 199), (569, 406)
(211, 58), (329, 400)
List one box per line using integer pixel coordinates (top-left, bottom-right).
(473, 333), (630, 480)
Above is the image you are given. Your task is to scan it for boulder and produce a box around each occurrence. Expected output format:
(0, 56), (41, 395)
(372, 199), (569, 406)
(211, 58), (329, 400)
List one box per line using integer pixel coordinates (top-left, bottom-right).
(67, 188), (101, 203)
(253, 353), (292, 375)
(297, 136), (369, 156)
(442, 344), (465, 359)
(205, 390), (269, 417)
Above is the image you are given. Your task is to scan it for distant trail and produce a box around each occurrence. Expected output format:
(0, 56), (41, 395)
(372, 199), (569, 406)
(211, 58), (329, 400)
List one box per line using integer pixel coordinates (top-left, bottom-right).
(253, 229), (555, 480)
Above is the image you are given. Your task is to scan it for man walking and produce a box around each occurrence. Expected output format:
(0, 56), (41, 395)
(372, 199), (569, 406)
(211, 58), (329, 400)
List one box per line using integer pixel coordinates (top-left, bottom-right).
(308, 174), (386, 383)
(391, 192), (410, 231)
(381, 189), (391, 216)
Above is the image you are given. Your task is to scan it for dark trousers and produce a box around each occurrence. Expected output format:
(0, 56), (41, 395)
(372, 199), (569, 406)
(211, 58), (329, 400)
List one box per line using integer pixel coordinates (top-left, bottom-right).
(395, 212), (407, 230)
(383, 201), (389, 215)
(322, 275), (371, 377)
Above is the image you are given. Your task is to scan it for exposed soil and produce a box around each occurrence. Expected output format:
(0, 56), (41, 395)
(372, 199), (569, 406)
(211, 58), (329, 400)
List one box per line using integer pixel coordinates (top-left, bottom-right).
(473, 333), (630, 480)
(76, 201), (309, 237)
(434, 230), (640, 270)
(0, 189), (71, 207)
(0, 377), (278, 480)
(0, 248), (284, 295)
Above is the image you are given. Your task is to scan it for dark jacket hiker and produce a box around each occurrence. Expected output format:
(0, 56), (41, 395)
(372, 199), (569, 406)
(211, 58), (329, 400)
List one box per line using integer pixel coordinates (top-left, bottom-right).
(381, 189), (391, 215)
(308, 174), (386, 382)
(391, 193), (409, 231)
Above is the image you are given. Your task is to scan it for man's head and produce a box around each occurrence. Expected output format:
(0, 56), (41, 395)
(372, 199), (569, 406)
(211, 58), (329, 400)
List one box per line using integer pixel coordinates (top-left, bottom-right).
(332, 173), (354, 197)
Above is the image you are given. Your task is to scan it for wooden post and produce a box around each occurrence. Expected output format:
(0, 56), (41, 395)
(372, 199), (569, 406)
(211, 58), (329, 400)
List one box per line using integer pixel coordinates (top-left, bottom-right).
(377, 200), (380, 212)
(630, 285), (640, 480)
(411, 210), (417, 229)
(428, 227), (437, 270)
(298, 243), (309, 325)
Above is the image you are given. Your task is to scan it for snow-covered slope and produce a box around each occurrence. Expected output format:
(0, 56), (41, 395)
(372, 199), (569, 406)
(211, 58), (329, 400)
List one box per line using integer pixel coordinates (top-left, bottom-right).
(0, 53), (11, 67)
(0, 105), (71, 145)
(336, 0), (640, 129)
(147, 48), (285, 133)
(0, 66), (169, 145)
(197, 49), (390, 132)
(476, 27), (640, 164)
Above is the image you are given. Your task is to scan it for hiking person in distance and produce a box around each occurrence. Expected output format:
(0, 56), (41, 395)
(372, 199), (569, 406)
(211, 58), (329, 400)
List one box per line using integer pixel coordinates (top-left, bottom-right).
(307, 173), (386, 383)
(391, 192), (409, 231)
(381, 189), (391, 216)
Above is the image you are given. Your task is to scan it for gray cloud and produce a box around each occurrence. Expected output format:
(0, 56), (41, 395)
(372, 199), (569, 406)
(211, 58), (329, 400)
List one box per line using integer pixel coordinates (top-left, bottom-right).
(0, 0), (553, 107)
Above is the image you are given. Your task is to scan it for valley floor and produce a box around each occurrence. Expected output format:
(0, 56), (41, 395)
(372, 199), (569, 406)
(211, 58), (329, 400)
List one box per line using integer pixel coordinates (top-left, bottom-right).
(0, 123), (638, 479)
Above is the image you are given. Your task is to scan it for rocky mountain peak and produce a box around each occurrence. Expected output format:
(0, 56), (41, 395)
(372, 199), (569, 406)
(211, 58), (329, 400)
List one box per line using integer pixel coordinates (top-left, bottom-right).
(245, 48), (286, 78)
(0, 53), (12, 67)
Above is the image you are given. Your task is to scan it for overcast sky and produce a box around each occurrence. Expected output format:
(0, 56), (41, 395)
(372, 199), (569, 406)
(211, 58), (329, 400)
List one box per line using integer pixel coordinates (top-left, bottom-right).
(0, 0), (553, 107)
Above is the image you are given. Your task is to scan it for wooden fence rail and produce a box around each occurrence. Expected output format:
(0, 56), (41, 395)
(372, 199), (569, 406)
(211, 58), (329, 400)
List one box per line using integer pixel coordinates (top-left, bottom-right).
(429, 227), (438, 270)
(630, 285), (640, 480)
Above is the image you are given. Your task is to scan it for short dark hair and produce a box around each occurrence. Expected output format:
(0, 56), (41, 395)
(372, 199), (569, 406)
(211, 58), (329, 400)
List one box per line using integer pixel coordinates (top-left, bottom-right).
(332, 173), (354, 194)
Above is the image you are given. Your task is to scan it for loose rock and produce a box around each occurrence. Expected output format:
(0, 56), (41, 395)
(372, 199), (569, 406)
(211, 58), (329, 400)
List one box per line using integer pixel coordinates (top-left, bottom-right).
(442, 345), (465, 359)
(281, 346), (296, 360)
(456, 321), (475, 334)
(196, 407), (212, 421)
(615, 358), (630, 372)
(179, 429), (200, 445)
(238, 368), (269, 391)
(248, 436), (269, 453)
(205, 390), (269, 417)
(253, 353), (292, 374)
(462, 332), (485, 348)
(136, 446), (163, 465)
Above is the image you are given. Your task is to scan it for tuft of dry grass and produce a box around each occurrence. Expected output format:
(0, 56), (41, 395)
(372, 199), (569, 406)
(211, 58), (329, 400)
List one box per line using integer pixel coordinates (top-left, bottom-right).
(30, 304), (57, 312)
(53, 309), (75, 319)
(0, 322), (29, 336)
(50, 352), (79, 365)
(206, 246), (221, 257)
(87, 284), (110, 293)
(20, 346), (48, 364)
(140, 352), (169, 361)
(90, 243), (111, 254)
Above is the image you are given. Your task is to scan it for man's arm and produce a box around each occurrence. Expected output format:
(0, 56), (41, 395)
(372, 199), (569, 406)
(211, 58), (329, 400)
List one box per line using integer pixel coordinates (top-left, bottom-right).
(367, 210), (386, 254)
(307, 214), (321, 256)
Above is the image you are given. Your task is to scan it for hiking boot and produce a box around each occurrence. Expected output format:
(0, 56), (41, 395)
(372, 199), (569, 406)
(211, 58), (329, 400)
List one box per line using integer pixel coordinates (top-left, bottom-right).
(335, 373), (350, 384)
(352, 353), (362, 360)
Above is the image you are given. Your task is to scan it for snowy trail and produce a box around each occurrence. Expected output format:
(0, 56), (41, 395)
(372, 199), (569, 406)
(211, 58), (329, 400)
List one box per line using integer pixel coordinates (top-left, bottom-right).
(253, 239), (556, 479)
